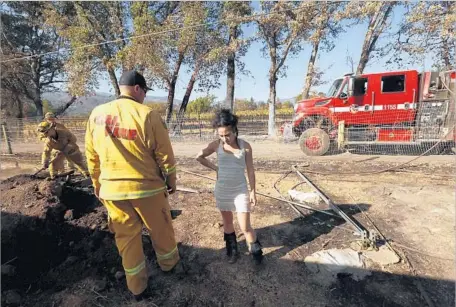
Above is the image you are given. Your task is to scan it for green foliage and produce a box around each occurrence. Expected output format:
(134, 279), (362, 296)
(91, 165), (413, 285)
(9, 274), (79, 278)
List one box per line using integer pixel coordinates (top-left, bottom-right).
(187, 95), (217, 114)
(234, 98), (256, 111)
(281, 101), (294, 109)
(1, 2), (65, 116)
(42, 100), (55, 114)
(23, 103), (38, 117)
(144, 102), (167, 114)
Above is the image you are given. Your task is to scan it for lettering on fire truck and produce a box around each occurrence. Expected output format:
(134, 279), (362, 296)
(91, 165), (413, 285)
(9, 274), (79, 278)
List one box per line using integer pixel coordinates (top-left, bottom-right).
(94, 115), (138, 141)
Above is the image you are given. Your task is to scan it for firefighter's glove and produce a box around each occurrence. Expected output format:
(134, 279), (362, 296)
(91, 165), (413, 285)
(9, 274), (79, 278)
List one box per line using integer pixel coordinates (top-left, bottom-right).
(167, 184), (176, 195)
(165, 175), (176, 195)
(43, 161), (50, 169)
(54, 150), (64, 158)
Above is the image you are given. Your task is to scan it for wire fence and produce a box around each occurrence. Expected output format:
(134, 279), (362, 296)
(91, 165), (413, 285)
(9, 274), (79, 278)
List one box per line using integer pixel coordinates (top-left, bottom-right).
(1, 109), (455, 158)
(284, 99), (456, 157)
(0, 114), (293, 155)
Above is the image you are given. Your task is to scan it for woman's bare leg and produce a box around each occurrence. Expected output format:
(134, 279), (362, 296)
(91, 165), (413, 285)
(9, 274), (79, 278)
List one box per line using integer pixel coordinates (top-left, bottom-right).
(236, 212), (256, 243)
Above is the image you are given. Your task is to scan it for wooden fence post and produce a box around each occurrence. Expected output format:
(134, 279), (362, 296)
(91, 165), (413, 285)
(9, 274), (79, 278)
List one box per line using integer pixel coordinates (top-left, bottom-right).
(1, 122), (13, 154)
(338, 121), (345, 150)
(198, 112), (202, 139)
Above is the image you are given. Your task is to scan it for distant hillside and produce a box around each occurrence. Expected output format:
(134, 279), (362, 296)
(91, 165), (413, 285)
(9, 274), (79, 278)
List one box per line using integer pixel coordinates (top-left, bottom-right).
(41, 91), (295, 116)
(42, 92), (182, 116)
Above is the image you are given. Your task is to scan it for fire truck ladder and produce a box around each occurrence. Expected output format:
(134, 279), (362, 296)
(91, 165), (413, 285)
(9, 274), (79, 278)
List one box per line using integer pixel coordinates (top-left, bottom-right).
(291, 165), (378, 249)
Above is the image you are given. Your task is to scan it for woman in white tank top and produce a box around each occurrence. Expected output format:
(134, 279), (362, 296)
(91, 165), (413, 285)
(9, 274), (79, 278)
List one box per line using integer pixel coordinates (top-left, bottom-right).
(196, 109), (263, 264)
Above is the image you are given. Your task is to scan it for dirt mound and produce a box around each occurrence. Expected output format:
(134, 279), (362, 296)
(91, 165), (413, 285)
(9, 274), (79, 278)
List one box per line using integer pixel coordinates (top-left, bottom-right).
(1, 174), (118, 306)
(0, 174), (211, 307)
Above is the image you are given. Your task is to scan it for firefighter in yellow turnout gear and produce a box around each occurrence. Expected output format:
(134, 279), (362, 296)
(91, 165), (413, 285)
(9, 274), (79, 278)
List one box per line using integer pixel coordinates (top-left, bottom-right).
(37, 121), (89, 179)
(42, 112), (76, 172)
(85, 70), (180, 300)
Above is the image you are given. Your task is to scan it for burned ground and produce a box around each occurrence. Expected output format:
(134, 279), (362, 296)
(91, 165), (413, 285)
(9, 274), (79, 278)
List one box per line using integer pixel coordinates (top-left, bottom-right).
(1, 157), (455, 307)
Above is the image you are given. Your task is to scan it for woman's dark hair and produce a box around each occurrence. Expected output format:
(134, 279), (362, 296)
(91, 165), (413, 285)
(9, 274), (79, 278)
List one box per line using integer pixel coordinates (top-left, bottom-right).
(212, 108), (239, 136)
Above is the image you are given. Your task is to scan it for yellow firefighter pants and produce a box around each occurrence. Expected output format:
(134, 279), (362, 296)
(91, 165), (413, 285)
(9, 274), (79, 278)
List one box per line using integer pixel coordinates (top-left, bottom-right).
(102, 192), (180, 295)
(66, 160), (76, 171)
(49, 150), (65, 177)
(49, 149), (89, 178)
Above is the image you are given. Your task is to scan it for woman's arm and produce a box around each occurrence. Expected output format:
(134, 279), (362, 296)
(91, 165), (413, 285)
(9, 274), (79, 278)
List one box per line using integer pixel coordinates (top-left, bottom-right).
(196, 141), (219, 172)
(244, 141), (257, 205)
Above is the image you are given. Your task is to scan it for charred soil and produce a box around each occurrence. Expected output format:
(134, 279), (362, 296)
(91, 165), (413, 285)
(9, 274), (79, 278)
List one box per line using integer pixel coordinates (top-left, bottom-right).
(1, 160), (454, 307)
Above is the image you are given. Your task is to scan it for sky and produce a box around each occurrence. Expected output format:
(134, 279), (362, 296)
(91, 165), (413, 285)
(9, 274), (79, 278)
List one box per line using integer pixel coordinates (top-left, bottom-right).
(94, 4), (436, 103)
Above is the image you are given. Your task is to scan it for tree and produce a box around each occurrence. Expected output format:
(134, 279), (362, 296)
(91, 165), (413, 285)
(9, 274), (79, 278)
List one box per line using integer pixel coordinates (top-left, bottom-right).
(302, 2), (345, 99)
(145, 102), (167, 114)
(220, 2), (252, 111)
(345, 47), (356, 72)
(187, 95), (216, 114)
(384, 2), (455, 70)
(338, 2), (397, 75)
(256, 1), (315, 135)
(42, 100), (55, 114)
(173, 2), (227, 131)
(1, 2), (67, 117)
(47, 1), (130, 96)
(281, 101), (294, 109)
(0, 52), (31, 118)
(127, 2), (186, 124)
(234, 98), (256, 111)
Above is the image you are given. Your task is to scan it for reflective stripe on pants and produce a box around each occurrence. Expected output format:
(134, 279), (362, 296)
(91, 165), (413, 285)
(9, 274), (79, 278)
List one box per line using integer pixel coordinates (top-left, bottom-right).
(102, 192), (180, 295)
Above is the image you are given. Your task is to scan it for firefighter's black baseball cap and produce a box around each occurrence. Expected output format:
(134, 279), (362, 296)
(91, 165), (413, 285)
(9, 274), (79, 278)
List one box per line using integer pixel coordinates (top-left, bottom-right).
(119, 70), (152, 91)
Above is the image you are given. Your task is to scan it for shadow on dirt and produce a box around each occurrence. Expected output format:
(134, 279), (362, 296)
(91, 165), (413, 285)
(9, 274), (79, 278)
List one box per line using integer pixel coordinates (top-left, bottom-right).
(2, 200), (454, 307)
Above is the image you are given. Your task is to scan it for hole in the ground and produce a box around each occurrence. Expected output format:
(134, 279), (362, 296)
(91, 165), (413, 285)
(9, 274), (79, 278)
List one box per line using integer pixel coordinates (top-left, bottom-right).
(59, 185), (99, 219)
(1, 182), (103, 294)
(1, 213), (92, 292)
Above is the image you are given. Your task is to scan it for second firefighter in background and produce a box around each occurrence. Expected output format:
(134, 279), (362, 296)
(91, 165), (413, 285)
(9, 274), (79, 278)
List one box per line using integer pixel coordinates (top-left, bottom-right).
(37, 119), (89, 179)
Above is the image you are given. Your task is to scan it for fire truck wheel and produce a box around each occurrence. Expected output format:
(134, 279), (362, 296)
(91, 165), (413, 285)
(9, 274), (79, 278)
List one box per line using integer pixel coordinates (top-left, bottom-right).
(299, 128), (330, 156)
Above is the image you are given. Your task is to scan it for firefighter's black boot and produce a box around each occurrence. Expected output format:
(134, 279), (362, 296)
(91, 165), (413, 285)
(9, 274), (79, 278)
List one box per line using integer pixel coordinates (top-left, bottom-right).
(224, 232), (239, 264)
(249, 239), (263, 265)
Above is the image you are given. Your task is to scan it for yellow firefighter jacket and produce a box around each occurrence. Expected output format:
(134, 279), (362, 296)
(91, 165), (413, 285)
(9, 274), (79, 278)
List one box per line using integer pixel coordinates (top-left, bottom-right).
(41, 126), (80, 165)
(85, 95), (177, 201)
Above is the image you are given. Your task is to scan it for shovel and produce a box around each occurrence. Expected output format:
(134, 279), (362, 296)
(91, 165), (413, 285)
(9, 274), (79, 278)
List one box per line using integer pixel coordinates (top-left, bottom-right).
(31, 151), (62, 178)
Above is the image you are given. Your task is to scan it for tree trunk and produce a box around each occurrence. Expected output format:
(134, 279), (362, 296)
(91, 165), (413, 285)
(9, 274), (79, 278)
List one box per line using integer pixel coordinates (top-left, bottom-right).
(55, 96), (77, 116)
(226, 25), (237, 112)
(14, 93), (24, 119)
(357, 11), (379, 75)
(33, 87), (43, 117)
(441, 38), (452, 70)
(226, 53), (235, 111)
(30, 58), (43, 117)
(166, 50), (185, 124)
(107, 66), (120, 96)
(174, 67), (199, 134)
(268, 72), (277, 136)
(15, 93), (24, 138)
(357, 3), (393, 75)
(302, 41), (320, 99)
(166, 80), (177, 124)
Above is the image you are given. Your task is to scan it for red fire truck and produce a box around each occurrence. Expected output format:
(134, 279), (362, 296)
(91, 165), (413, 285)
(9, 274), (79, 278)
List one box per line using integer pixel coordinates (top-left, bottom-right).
(292, 69), (456, 156)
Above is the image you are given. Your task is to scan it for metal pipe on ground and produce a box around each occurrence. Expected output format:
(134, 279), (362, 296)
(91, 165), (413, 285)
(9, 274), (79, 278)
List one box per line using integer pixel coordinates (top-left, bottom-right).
(291, 165), (367, 236)
(272, 171), (306, 218)
(180, 169), (340, 219)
